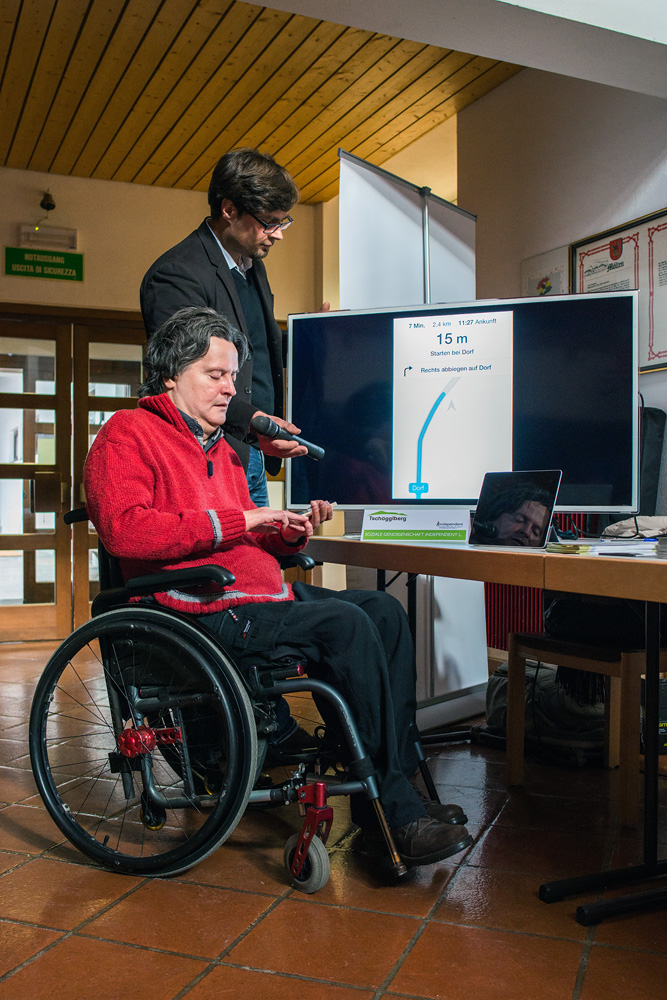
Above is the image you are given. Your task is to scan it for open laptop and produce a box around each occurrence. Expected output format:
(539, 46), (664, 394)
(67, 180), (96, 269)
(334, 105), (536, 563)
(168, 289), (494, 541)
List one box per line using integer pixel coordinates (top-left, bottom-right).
(469, 470), (562, 548)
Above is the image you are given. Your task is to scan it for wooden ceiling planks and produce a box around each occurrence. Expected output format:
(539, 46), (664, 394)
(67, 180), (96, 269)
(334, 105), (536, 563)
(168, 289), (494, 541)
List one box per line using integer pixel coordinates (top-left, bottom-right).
(95, 0), (241, 182)
(26, 1), (130, 173)
(50, 0), (172, 176)
(298, 57), (522, 202)
(180, 19), (353, 191)
(135, 5), (297, 187)
(281, 47), (475, 193)
(0, 0), (523, 202)
(0, 0), (55, 164)
(268, 36), (431, 175)
(74, 0), (203, 180)
(4, 0), (78, 168)
(167, 11), (327, 190)
(114, 1), (264, 184)
(246, 31), (411, 171)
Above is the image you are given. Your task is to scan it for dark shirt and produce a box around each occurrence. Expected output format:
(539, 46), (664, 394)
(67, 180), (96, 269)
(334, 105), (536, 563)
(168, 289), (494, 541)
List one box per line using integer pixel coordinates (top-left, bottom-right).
(231, 268), (274, 417)
(178, 409), (223, 453)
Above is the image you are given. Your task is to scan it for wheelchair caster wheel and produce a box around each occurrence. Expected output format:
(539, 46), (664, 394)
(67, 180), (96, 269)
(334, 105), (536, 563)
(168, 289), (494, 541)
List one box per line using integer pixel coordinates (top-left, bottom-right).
(140, 794), (166, 831)
(284, 833), (330, 893)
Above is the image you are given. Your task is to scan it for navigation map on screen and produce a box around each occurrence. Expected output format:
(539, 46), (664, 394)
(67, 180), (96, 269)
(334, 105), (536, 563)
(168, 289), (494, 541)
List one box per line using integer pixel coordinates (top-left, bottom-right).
(392, 310), (514, 500)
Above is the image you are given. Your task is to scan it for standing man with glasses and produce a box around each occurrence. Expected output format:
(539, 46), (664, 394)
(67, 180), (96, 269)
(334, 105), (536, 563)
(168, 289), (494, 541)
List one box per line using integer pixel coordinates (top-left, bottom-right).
(141, 147), (309, 507)
(141, 148), (320, 754)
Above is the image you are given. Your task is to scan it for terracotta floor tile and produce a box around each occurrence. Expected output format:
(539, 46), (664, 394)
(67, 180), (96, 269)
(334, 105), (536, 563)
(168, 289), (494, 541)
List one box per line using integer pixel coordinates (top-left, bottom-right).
(0, 934), (206, 1000)
(0, 804), (65, 854)
(289, 846), (457, 917)
(427, 754), (508, 792)
(592, 882), (667, 952)
(389, 922), (582, 1000)
(0, 722), (29, 741)
(433, 865), (587, 939)
(0, 766), (38, 804)
(186, 965), (374, 999)
(0, 920), (63, 977)
(176, 837), (292, 894)
(468, 823), (614, 880)
(580, 943), (667, 998)
(495, 789), (620, 833)
(86, 880), (274, 957)
(227, 897), (419, 988)
(0, 852), (30, 876)
(521, 760), (616, 800)
(0, 741), (28, 767)
(0, 857), (142, 929)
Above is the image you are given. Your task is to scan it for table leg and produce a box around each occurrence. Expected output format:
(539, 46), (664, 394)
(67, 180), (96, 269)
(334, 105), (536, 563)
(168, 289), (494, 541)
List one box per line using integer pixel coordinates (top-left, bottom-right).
(539, 601), (664, 924)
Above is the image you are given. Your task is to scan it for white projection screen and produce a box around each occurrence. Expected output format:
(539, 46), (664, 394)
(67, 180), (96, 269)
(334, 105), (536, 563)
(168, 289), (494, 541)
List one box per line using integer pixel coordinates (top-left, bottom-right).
(338, 149), (476, 310)
(336, 150), (485, 728)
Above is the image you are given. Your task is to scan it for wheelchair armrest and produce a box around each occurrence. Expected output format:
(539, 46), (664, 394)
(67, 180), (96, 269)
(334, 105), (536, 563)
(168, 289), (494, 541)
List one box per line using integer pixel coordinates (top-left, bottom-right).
(124, 565), (236, 596)
(91, 565), (236, 617)
(278, 552), (316, 572)
(64, 507), (89, 524)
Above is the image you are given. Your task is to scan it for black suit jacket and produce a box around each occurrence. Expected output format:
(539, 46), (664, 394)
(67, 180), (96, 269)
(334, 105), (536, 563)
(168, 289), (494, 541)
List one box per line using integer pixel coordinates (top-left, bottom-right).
(140, 220), (284, 473)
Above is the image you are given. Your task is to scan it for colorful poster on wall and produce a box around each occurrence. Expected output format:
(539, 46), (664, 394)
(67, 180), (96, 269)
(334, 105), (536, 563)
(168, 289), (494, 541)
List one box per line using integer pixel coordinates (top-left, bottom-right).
(571, 208), (667, 371)
(520, 245), (569, 299)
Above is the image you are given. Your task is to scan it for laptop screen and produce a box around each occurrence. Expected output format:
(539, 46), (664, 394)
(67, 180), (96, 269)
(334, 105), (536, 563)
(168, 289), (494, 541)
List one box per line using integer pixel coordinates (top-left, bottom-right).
(469, 470), (562, 548)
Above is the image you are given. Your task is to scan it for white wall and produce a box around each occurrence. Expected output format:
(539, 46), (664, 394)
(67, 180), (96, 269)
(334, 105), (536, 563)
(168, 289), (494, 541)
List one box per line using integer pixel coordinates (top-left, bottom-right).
(319, 116), (459, 310)
(0, 166), (318, 322)
(267, 0), (667, 100)
(458, 69), (667, 507)
(457, 69), (667, 298)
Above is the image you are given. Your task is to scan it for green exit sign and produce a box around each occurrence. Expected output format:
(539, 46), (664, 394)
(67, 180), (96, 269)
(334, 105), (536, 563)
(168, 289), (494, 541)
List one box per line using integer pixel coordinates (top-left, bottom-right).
(4, 246), (84, 281)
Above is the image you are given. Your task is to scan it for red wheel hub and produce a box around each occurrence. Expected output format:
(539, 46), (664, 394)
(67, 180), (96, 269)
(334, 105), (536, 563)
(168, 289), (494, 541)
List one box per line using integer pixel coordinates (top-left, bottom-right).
(117, 725), (157, 757)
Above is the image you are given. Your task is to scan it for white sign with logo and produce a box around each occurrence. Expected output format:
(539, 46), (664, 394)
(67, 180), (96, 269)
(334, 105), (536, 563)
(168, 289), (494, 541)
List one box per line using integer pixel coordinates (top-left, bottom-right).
(361, 508), (469, 542)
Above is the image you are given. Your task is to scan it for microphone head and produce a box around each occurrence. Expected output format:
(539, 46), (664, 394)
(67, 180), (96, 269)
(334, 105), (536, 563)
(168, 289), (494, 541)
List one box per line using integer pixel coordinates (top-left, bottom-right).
(472, 518), (498, 539)
(250, 413), (275, 437)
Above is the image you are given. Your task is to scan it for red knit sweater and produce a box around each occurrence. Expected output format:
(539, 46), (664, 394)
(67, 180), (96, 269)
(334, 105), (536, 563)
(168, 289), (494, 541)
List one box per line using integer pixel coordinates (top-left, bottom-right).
(83, 393), (305, 614)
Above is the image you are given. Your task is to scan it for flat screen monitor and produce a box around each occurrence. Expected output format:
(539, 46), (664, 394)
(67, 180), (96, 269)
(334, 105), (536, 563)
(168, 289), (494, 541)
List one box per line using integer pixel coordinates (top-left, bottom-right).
(286, 291), (639, 513)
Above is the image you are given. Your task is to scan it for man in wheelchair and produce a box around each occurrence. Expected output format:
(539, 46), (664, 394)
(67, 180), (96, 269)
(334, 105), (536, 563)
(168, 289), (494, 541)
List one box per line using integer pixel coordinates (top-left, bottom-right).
(83, 306), (472, 868)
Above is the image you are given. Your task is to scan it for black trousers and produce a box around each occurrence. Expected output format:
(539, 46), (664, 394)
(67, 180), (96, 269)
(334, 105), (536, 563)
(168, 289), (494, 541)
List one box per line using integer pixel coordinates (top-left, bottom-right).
(200, 582), (424, 830)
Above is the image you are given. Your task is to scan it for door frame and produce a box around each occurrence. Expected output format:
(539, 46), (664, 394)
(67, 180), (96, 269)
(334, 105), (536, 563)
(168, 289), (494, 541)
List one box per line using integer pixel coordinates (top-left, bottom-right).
(0, 303), (144, 640)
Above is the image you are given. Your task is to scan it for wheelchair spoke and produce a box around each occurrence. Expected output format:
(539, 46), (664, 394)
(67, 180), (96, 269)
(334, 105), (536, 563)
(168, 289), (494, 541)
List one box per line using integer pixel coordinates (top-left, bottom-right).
(30, 606), (258, 876)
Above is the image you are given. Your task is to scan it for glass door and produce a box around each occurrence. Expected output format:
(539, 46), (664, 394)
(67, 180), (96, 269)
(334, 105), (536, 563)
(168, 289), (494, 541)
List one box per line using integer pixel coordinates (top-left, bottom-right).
(72, 325), (144, 629)
(0, 319), (72, 640)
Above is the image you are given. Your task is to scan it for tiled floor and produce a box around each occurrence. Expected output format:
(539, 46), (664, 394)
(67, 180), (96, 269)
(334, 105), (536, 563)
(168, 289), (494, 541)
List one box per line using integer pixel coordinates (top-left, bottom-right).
(1, 640), (666, 999)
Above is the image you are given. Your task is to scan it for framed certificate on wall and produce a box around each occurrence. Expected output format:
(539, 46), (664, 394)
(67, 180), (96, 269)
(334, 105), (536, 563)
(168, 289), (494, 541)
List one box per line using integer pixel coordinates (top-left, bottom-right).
(571, 207), (667, 371)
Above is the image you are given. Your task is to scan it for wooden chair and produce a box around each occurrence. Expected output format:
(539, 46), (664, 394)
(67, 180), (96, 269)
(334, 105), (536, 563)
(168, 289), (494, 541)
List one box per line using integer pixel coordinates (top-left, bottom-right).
(506, 632), (667, 827)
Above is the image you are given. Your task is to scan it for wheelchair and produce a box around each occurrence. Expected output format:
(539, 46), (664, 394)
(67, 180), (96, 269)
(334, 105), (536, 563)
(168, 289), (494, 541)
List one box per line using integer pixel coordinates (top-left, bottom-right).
(28, 510), (444, 892)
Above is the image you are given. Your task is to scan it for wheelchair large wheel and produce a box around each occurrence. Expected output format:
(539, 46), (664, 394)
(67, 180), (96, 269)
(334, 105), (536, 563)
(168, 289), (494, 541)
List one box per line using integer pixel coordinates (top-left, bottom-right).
(29, 606), (258, 876)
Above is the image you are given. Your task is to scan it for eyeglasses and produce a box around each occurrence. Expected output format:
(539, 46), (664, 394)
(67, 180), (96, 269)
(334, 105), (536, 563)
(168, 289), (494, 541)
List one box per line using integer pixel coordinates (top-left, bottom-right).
(248, 212), (294, 234)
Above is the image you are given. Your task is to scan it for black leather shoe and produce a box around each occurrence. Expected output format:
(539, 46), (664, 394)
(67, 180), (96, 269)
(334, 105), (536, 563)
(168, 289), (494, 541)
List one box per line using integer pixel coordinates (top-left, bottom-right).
(425, 801), (468, 825)
(391, 816), (473, 867)
(411, 778), (468, 825)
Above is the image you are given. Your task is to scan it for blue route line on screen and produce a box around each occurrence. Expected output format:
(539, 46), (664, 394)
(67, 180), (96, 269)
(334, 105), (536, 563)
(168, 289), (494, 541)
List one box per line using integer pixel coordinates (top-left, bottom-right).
(409, 377), (460, 496)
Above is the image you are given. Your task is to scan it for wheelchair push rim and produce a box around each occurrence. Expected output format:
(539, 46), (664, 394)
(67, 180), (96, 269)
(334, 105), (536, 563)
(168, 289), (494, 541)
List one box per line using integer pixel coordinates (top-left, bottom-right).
(29, 607), (258, 876)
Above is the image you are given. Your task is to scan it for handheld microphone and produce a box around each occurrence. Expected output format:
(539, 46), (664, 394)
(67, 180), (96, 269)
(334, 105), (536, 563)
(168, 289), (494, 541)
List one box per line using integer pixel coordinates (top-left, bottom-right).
(250, 414), (325, 461)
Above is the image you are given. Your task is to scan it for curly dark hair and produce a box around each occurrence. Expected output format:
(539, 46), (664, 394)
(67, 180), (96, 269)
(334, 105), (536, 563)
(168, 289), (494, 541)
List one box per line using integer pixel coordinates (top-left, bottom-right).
(208, 147), (299, 218)
(479, 483), (552, 524)
(139, 307), (249, 397)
